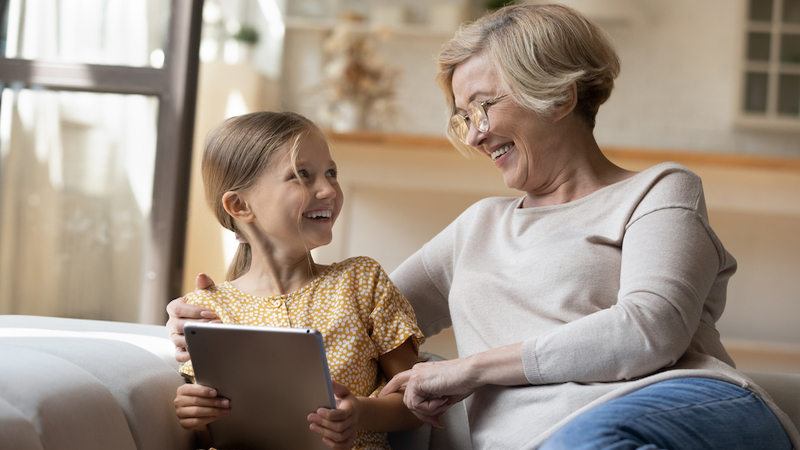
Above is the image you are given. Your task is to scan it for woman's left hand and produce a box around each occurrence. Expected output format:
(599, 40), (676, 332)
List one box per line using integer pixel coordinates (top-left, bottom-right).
(308, 381), (359, 449)
(380, 358), (479, 428)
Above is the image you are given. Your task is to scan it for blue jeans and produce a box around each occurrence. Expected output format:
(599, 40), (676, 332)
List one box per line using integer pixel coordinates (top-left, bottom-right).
(540, 378), (791, 450)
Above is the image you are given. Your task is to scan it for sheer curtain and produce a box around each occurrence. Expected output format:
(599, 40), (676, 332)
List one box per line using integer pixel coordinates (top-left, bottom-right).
(0, 0), (161, 321)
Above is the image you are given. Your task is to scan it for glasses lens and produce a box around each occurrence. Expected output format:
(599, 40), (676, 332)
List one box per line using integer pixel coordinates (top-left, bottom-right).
(467, 101), (490, 132)
(450, 115), (469, 143)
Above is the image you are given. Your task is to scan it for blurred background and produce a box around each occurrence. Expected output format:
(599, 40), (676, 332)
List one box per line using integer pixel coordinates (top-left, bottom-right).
(1, 0), (799, 372)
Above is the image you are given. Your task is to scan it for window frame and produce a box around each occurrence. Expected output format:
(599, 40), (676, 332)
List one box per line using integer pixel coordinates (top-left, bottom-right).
(0, 0), (204, 324)
(737, 0), (800, 131)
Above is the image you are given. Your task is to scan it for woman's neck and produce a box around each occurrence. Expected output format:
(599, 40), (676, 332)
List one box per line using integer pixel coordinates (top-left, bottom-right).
(522, 122), (636, 208)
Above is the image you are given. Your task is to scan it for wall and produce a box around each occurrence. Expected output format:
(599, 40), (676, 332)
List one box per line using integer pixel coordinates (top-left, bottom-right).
(594, 0), (799, 156)
(183, 0), (800, 371)
(310, 137), (800, 370)
(280, 0), (800, 157)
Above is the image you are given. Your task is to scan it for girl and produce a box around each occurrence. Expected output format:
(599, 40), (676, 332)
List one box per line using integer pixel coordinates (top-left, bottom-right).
(174, 111), (423, 450)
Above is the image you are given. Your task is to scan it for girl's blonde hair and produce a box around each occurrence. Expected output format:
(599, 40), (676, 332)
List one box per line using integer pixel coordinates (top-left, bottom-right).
(201, 111), (320, 280)
(437, 3), (620, 153)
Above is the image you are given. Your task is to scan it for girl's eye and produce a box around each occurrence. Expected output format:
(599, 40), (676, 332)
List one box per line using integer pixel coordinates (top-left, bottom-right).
(326, 169), (338, 178)
(297, 169), (309, 178)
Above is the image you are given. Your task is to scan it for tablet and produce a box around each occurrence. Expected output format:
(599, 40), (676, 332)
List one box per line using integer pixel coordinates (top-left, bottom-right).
(184, 322), (336, 450)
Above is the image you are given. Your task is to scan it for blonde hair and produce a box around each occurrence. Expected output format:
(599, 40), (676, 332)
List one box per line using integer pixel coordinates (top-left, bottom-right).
(437, 3), (620, 152)
(201, 111), (321, 280)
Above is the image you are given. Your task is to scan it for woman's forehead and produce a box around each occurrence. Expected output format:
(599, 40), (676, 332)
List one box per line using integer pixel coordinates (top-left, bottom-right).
(452, 53), (500, 106)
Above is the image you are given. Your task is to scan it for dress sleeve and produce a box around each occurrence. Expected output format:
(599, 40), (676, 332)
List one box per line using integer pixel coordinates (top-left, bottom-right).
(369, 263), (424, 356)
(522, 204), (736, 385)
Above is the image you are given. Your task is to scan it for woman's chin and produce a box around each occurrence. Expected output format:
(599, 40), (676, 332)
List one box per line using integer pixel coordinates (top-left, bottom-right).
(501, 172), (524, 192)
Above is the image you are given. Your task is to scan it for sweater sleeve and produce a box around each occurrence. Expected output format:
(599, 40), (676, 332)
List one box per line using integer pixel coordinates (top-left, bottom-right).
(522, 202), (733, 385)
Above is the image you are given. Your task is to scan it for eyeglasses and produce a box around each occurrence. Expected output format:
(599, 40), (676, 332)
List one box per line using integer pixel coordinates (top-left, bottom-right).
(449, 95), (508, 144)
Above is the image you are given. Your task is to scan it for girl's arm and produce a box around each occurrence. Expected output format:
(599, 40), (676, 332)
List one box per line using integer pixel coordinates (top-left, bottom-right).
(307, 339), (423, 448)
(358, 338), (423, 431)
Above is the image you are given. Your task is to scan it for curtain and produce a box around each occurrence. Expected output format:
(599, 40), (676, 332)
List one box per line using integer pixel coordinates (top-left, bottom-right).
(0, 0), (160, 321)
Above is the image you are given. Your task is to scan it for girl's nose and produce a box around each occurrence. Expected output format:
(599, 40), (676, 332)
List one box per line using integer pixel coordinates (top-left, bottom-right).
(315, 178), (336, 199)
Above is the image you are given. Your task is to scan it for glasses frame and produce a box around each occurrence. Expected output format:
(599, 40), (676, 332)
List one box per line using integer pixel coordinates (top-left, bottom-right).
(450, 95), (509, 144)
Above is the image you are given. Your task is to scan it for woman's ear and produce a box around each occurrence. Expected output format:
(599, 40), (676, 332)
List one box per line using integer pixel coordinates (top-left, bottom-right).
(553, 82), (578, 122)
(222, 191), (255, 223)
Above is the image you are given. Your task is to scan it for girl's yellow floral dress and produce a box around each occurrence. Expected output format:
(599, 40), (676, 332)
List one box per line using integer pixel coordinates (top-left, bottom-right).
(180, 256), (423, 450)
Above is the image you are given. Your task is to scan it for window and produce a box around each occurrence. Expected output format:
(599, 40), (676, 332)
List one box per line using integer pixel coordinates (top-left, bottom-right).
(740, 0), (800, 128)
(0, 0), (204, 324)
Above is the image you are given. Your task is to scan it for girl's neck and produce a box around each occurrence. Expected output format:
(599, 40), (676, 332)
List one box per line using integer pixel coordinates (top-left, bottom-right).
(231, 251), (324, 298)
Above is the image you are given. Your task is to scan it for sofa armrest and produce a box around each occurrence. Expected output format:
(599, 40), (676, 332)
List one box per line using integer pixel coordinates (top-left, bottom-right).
(0, 315), (193, 450)
(743, 370), (800, 433)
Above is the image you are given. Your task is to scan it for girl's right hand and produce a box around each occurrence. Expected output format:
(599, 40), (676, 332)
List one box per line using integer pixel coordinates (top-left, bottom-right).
(174, 383), (231, 431)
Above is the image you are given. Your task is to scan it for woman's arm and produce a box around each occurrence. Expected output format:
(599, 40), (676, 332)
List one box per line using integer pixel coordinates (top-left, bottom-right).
(521, 207), (728, 385)
(166, 274), (220, 362)
(390, 243), (454, 340)
(381, 342), (527, 426)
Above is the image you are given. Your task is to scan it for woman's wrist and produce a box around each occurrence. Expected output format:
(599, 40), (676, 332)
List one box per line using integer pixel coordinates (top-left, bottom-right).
(468, 342), (528, 387)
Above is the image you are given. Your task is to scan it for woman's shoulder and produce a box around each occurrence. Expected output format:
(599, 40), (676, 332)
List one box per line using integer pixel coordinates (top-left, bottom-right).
(632, 162), (702, 188)
(456, 196), (520, 219)
(625, 162), (705, 213)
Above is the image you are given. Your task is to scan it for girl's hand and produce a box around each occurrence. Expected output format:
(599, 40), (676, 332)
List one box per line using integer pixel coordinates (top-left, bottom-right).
(307, 381), (359, 449)
(173, 383), (230, 431)
(380, 359), (478, 428)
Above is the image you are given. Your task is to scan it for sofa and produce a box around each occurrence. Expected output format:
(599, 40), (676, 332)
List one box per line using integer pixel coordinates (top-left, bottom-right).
(1, 314), (798, 450)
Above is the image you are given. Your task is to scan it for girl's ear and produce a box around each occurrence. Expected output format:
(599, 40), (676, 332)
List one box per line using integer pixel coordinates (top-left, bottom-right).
(222, 191), (255, 223)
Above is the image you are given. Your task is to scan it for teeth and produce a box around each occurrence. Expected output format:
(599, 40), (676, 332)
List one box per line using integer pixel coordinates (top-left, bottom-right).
(491, 144), (512, 161)
(303, 210), (332, 219)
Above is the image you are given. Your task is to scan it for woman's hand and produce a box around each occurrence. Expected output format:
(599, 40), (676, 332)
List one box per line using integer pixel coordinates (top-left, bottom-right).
(307, 381), (359, 449)
(166, 273), (220, 363)
(173, 383), (230, 431)
(379, 358), (479, 428)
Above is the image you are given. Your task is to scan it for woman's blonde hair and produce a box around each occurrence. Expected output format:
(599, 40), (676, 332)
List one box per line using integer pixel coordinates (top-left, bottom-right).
(201, 111), (320, 280)
(437, 3), (620, 152)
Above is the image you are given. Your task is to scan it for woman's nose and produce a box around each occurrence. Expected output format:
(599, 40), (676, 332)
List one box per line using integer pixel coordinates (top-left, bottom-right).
(465, 123), (487, 147)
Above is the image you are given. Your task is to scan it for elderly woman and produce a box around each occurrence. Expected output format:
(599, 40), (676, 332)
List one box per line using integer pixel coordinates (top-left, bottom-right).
(168, 4), (799, 449)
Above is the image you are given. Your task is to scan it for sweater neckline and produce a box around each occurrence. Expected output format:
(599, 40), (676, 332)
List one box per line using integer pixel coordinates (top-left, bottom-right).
(514, 162), (675, 212)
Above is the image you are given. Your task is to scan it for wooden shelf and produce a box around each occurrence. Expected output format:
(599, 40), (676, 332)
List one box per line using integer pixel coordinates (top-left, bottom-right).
(326, 130), (800, 172)
(284, 16), (455, 39)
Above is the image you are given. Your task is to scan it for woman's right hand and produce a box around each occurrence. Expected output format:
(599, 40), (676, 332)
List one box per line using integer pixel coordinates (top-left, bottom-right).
(174, 383), (231, 431)
(166, 273), (221, 363)
(380, 358), (477, 428)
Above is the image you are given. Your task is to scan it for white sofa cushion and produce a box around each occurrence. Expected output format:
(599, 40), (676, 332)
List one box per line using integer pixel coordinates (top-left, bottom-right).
(0, 316), (193, 450)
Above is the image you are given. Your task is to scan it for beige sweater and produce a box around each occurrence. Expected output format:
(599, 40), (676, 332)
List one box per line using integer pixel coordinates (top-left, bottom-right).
(391, 162), (800, 449)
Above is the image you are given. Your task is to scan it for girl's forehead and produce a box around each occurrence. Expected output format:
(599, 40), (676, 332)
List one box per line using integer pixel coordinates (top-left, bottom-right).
(295, 132), (334, 162)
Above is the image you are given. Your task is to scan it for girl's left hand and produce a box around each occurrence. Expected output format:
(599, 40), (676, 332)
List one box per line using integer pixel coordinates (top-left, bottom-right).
(307, 381), (359, 449)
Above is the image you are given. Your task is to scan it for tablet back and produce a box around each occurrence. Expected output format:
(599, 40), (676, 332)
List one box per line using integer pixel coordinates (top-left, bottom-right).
(184, 322), (336, 450)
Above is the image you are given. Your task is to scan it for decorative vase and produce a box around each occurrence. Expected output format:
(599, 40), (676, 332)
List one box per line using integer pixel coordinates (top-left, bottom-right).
(331, 101), (366, 132)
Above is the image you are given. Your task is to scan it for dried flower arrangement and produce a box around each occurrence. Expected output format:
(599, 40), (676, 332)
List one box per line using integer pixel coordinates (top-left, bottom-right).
(320, 16), (401, 131)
